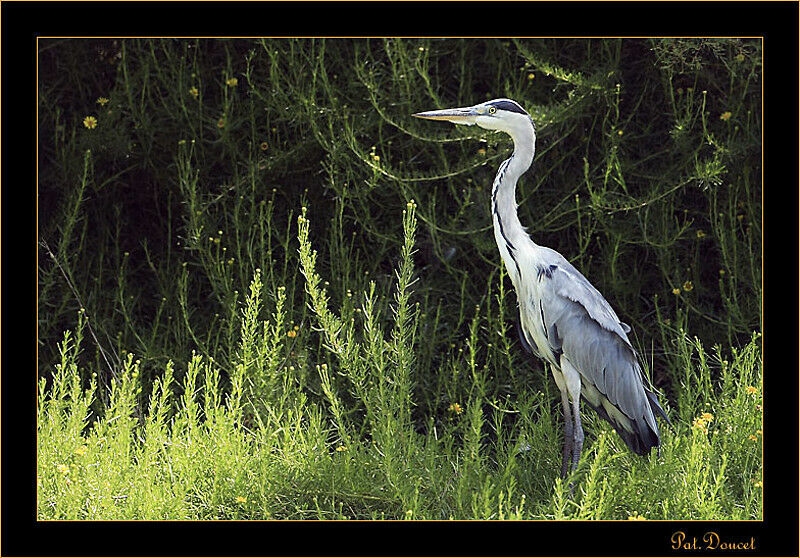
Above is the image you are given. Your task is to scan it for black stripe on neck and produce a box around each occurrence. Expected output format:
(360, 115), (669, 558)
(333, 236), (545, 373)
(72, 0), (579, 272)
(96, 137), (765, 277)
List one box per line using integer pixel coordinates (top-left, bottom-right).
(491, 157), (523, 278)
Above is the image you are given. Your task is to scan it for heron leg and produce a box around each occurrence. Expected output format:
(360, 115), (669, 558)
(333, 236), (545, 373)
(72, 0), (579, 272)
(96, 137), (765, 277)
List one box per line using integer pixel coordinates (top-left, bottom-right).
(571, 396), (584, 471)
(560, 356), (584, 472)
(550, 365), (573, 479)
(559, 390), (573, 479)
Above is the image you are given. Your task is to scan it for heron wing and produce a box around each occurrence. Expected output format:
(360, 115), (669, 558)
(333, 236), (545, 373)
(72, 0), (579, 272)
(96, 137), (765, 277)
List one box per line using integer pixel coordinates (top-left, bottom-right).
(532, 257), (664, 454)
(539, 248), (634, 346)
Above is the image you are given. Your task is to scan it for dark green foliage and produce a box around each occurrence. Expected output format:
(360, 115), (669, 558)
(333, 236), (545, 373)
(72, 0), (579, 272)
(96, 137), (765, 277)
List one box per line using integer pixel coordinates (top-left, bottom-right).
(38, 38), (761, 520)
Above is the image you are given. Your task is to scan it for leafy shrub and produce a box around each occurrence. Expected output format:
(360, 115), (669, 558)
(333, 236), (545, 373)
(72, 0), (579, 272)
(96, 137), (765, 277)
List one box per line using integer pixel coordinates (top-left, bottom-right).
(38, 38), (761, 520)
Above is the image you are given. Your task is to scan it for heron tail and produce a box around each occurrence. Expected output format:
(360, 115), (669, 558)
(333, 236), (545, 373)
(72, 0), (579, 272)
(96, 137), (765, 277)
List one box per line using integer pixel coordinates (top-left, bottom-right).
(582, 397), (661, 456)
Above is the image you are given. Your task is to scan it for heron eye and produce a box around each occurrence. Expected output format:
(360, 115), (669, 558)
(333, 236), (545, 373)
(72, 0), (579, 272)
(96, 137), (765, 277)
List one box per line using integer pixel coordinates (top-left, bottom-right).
(488, 106), (497, 114)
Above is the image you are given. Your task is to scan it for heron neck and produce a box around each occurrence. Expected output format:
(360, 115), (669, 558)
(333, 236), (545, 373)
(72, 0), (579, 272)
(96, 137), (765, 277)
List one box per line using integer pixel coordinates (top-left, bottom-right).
(491, 120), (536, 248)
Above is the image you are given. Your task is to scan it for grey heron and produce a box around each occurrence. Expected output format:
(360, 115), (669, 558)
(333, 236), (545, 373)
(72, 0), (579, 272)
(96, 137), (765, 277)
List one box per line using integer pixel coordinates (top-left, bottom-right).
(414, 98), (669, 477)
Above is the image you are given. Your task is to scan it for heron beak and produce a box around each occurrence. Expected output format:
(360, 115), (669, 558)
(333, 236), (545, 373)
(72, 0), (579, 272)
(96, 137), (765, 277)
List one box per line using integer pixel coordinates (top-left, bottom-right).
(413, 106), (479, 125)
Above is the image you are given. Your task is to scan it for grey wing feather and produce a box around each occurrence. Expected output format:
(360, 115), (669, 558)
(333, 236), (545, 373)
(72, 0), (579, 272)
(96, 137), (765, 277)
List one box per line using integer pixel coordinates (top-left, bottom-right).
(536, 255), (665, 454)
(540, 248), (633, 346)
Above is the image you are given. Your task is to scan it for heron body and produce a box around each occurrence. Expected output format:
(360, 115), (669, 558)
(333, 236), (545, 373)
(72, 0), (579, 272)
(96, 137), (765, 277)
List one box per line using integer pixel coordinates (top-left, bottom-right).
(414, 98), (668, 476)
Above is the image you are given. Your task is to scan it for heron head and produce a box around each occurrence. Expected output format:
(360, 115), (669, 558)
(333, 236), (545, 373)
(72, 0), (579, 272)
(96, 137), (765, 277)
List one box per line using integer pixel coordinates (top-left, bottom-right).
(413, 98), (532, 134)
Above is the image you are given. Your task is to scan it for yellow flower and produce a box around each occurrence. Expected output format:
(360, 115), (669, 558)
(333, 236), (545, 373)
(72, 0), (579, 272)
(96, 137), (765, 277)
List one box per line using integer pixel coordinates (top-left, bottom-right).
(748, 434), (758, 442)
(97, 97), (109, 106)
(527, 73), (535, 80)
(83, 116), (97, 129)
(287, 329), (297, 338)
(57, 464), (70, 475)
(189, 86), (199, 98)
(477, 148), (487, 156)
(371, 153), (380, 162)
(226, 77), (238, 87)
(753, 480), (762, 488)
(74, 445), (87, 457)
(672, 288), (681, 295)
(696, 229), (706, 238)
(701, 412), (714, 422)
(259, 141), (269, 151)
(720, 111), (732, 121)
(448, 403), (463, 415)
(692, 417), (708, 434)
(236, 496), (247, 504)
(335, 445), (347, 452)
(617, 129), (624, 136)
(745, 385), (758, 395)
(217, 118), (226, 128)
(735, 53), (746, 62)
(682, 281), (693, 292)
(628, 513), (646, 520)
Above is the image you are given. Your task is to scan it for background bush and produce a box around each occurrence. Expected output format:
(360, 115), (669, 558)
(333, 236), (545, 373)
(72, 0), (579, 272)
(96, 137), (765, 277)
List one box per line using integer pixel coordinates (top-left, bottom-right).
(37, 38), (762, 520)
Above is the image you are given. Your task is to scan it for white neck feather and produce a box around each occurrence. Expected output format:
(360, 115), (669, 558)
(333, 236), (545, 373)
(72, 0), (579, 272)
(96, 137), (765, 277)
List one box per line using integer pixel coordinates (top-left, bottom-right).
(491, 116), (537, 251)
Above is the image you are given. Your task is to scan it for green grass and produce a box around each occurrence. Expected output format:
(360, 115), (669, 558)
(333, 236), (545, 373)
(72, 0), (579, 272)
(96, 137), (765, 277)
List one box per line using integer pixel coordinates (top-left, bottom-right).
(38, 38), (762, 520)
